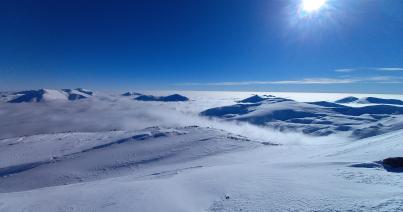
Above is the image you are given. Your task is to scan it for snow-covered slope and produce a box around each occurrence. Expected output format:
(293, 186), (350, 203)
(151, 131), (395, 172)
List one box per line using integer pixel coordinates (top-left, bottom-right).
(62, 88), (93, 100)
(326, 128), (403, 161)
(1, 128), (403, 211)
(135, 94), (189, 102)
(7, 89), (67, 103)
(201, 95), (403, 138)
(0, 126), (262, 192)
(358, 97), (403, 105)
(4, 88), (93, 103)
(121, 92), (142, 97)
(1, 90), (403, 211)
(335, 96), (403, 106)
(0, 92), (19, 102)
(335, 96), (359, 104)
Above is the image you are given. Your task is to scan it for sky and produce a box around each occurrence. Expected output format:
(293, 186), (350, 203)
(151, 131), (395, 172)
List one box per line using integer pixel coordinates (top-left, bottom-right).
(0, 0), (403, 93)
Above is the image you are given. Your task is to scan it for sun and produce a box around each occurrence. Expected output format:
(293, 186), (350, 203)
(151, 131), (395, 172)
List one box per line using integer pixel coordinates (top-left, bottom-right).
(301, 0), (326, 12)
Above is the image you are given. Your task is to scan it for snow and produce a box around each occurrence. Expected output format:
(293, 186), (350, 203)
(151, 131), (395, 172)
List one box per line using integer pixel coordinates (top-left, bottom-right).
(0, 126), (262, 193)
(335, 96), (359, 104)
(135, 94), (189, 102)
(6, 89), (67, 103)
(4, 88), (93, 103)
(335, 96), (403, 106)
(1, 90), (403, 211)
(325, 128), (403, 161)
(41, 89), (68, 101)
(357, 97), (403, 105)
(62, 88), (93, 100)
(201, 95), (403, 138)
(1, 128), (403, 211)
(121, 92), (142, 96)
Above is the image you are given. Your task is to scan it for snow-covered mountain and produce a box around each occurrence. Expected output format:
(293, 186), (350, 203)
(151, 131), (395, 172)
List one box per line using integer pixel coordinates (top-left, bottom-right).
(62, 88), (93, 100)
(3, 88), (93, 103)
(335, 96), (403, 105)
(335, 96), (360, 104)
(201, 95), (403, 138)
(121, 92), (142, 97)
(135, 94), (189, 102)
(7, 89), (68, 103)
(1, 91), (403, 211)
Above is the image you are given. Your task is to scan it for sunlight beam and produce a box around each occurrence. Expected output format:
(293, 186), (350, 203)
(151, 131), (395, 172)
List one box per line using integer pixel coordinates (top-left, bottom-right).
(302, 0), (326, 12)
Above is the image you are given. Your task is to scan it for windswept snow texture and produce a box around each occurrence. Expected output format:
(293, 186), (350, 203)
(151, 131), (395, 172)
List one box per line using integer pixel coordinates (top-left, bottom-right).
(201, 95), (403, 138)
(5, 88), (93, 103)
(0, 126), (261, 192)
(135, 94), (189, 102)
(2, 128), (403, 211)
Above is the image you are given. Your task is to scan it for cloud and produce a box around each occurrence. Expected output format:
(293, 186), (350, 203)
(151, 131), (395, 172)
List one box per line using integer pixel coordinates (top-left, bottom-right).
(178, 78), (357, 86)
(180, 67), (403, 86)
(377, 67), (403, 71)
(334, 68), (356, 73)
(268, 78), (357, 84)
(179, 81), (272, 86)
(365, 76), (403, 83)
(178, 76), (403, 86)
(334, 67), (403, 73)
(0, 94), (339, 145)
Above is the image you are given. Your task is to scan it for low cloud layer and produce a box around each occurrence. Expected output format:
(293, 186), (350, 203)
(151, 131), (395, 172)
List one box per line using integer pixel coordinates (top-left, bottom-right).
(0, 95), (342, 145)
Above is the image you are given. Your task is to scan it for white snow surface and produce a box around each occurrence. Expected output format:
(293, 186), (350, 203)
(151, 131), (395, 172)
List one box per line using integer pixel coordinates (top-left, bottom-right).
(0, 88), (93, 103)
(201, 95), (403, 138)
(0, 90), (403, 211)
(1, 128), (403, 211)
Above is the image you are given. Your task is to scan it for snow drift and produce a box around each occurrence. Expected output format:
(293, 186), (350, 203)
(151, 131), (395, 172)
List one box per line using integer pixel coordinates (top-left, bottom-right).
(0, 126), (262, 192)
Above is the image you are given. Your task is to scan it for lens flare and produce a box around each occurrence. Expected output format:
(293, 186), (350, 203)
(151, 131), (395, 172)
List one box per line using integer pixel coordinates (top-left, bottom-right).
(302, 0), (326, 12)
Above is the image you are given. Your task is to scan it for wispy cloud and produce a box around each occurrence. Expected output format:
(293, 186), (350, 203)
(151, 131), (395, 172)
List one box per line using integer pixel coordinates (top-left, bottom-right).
(376, 67), (403, 71)
(178, 76), (403, 86)
(334, 67), (403, 73)
(178, 78), (354, 86)
(268, 78), (357, 84)
(365, 76), (403, 83)
(334, 68), (356, 73)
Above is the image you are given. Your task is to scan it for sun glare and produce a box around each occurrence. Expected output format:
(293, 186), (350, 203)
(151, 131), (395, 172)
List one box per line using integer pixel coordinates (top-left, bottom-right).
(302, 0), (326, 12)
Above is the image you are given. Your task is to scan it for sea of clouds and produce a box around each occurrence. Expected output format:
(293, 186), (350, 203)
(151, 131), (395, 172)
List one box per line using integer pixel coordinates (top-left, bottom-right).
(0, 92), (345, 145)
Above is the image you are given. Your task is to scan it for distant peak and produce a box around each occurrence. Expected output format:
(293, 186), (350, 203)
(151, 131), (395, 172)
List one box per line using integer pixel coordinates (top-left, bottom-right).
(135, 94), (189, 102)
(122, 92), (142, 96)
(335, 96), (359, 104)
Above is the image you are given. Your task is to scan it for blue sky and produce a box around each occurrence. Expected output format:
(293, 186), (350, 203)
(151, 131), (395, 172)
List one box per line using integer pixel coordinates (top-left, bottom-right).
(1, 0), (403, 93)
